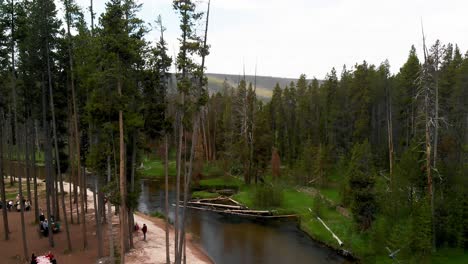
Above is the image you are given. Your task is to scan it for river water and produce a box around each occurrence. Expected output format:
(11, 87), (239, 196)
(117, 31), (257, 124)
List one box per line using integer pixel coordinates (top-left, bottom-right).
(138, 178), (350, 264)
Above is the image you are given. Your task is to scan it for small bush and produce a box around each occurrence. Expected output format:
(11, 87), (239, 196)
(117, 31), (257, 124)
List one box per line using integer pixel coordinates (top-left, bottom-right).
(252, 184), (283, 208)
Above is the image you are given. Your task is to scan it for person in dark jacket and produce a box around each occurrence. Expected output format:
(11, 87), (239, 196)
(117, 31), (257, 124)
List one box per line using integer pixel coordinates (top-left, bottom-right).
(39, 209), (45, 222)
(142, 224), (147, 241)
(30, 253), (37, 264)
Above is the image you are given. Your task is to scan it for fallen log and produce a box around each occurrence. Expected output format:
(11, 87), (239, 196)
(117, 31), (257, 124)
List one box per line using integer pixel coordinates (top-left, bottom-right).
(197, 196), (228, 202)
(224, 209), (272, 215)
(173, 204), (297, 219)
(309, 208), (344, 247)
(187, 201), (245, 210)
(227, 197), (244, 207)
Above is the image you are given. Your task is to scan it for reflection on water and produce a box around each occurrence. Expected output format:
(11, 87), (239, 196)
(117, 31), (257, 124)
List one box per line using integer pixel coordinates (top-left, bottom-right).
(138, 179), (350, 264)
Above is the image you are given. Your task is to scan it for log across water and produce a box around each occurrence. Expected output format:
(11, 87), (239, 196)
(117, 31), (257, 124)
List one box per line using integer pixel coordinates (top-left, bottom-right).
(174, 197), (299, 220)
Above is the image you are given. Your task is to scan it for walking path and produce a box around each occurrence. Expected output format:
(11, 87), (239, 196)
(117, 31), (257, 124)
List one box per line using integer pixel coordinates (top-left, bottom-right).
(61, 182), (211, 264)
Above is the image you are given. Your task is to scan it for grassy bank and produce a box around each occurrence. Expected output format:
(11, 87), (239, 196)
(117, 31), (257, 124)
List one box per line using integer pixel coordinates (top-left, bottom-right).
(197, 177), (243, 190)
(229, 181), (468, 263)
(233, 186), (367, 258)
(139, 158), (224, 179)
(191, 190), (219, 199)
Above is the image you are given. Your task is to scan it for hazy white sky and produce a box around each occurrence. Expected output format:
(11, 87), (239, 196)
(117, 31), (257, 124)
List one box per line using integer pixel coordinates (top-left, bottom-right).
(70, 0), (468, 79)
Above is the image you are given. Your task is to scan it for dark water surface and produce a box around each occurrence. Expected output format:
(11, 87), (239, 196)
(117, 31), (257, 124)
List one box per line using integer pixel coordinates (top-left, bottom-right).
(138, 179), (350, 264)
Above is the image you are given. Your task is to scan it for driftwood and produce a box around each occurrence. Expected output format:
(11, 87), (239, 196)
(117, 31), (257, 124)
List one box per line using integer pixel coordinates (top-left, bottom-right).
(227, 198), (244, 207)
(172, 202), (298, 220)
(197, 197), (227, 202)
(309, 208), (344, 247)
(225, 209), (270, 214)
(195, 196), (246, 207)
(175, 204), (297, 219)
(187, 201), (244, 210)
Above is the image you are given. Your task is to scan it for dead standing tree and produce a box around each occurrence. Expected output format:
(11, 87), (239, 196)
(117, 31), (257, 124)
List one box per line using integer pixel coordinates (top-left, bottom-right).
(417, 27), (444, 252)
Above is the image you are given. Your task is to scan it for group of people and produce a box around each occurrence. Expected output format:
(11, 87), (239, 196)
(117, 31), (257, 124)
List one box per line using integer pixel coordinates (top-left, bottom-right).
(39, 210), (60, 237)
(134, 222), (148, 241)
(1, 194), (32, 212)
(31, 251), (57, 264)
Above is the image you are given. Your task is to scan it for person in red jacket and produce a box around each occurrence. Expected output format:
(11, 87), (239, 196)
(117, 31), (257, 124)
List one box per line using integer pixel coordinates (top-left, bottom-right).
(142, 224), (147, 241)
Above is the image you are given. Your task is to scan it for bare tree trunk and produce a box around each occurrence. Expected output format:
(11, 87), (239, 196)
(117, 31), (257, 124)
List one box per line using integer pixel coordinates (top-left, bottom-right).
(107, 155), (115, 263)
(129, 132), (137, 249)
(84, 167), (88, 213)
(0, 111), (9, 240)
(164, 134), (171, 264)
(118, 78), (127, 264)
(178, 114), (200, 260)
(174, 109), (183, 263)
(70, 124), (80, 224)
(250, 63), (257, 184)
(25, 119), (32, 202)
(10, 0), (19, 189)
(201, 114), (208, 161)
(45, 18), (61, 223)
(68, 112), (74, 224)
(3, 114), (9, 190)
(65, 0), (87, 244)
(7, 111), (14, 186)
(42, 75), (54, 248)
(95, 176), (103, 257)
(53, 111), (72, 251)
(32, 120), (39, 223)
(19, 124), (29, 261)
(386, 79), (394, 178)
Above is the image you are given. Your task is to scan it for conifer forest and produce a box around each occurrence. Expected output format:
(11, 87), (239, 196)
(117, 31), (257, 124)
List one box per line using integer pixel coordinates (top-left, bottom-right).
(0, 1), (466, 264)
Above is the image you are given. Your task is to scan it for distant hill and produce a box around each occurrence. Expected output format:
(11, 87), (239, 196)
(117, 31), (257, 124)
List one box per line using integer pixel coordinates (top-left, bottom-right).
(167, 73), (321, 99)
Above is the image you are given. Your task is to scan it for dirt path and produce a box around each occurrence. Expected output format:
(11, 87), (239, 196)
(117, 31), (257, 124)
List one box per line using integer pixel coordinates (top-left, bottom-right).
(61, 181), (212, 264)
(0, 179), (211, 264)
(126, 212), (212, 264)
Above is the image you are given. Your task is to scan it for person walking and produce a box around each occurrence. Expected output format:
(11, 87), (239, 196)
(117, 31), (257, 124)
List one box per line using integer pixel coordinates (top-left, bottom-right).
(142, 224), (147, 241)
(30, 253), (37, 264)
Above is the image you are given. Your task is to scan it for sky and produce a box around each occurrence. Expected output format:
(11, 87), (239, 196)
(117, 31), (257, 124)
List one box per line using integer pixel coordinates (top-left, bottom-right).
(69, 0), (468, 79)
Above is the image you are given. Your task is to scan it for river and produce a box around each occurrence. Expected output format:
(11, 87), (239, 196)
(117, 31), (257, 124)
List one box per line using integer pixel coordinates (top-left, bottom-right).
(4, 161), (350, 263)
(138, 178), (351, 264)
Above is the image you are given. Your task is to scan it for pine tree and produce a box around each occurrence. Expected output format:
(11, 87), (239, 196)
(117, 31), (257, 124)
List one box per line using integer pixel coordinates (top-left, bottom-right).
(347, 140), (376, 230)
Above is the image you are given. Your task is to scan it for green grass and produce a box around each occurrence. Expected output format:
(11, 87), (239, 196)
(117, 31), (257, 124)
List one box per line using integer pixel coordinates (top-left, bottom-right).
(225, 167), (466, 263)
(233, 185), (371, 258)
(198, 176), (243, 189)
(191, 191), (219, 199)
(319, 188), (340, 204)
(140, 158), (224, 179)
(5, 149), (45, 165)
(140, 159), (177, 178)
(5, 192), (17, 200)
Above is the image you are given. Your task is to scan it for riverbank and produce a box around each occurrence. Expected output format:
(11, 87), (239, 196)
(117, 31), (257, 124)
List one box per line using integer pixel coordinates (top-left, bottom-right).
(232, 185), (359, 260)
(0, 176), (211, 264)
(60, 181), (212, 264)
(127, 212), (213, 264)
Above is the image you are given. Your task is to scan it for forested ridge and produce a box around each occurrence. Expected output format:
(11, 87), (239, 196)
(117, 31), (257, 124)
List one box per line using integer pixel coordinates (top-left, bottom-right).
(0, 0), (467, 263)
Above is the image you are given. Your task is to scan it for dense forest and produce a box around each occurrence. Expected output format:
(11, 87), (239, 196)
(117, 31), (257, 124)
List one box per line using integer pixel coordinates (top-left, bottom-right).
(0, 0), (466, 264)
